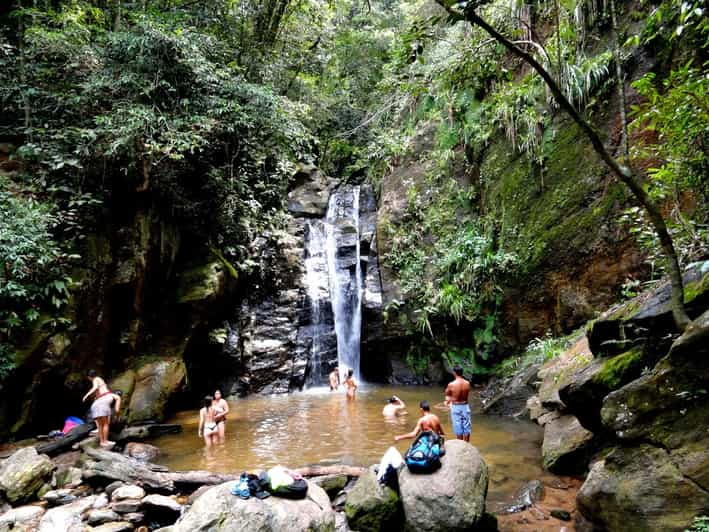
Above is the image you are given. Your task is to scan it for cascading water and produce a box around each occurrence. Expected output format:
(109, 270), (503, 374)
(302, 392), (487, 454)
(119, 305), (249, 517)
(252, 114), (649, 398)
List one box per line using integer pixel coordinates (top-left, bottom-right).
(302, 185), (364, 385)
(326, 185), (363, 382)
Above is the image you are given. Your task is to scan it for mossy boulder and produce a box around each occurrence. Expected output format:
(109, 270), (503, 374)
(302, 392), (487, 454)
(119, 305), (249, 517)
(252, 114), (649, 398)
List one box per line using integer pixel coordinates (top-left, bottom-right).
(0, 447), (55, 504)
(588, 260), (709, 358)
(541, 415), (595, 475)
(558, 347), (646, 432)
(127, 358), (187, 423)
(344, 470), (402, 532)
(109, 370), (136, 403)
(175, 261), (227, 305)
(577, 445), (709, 531)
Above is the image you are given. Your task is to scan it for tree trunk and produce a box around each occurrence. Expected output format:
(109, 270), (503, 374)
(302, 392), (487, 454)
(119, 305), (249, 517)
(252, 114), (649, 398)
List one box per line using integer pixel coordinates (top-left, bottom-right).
(434, 1), (690, 331)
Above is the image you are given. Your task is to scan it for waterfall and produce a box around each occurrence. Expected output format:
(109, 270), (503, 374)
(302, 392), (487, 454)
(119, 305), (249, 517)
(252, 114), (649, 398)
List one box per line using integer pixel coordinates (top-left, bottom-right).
(325, 185), (363, 382)
(302, 184), (364, 385)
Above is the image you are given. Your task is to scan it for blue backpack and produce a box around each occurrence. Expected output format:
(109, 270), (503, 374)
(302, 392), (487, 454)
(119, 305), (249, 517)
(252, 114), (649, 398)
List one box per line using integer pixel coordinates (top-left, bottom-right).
(404, 431), (444, 473)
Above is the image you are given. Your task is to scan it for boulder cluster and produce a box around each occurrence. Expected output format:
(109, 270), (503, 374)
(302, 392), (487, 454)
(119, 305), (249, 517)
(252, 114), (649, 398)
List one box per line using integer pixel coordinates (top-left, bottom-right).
(481, 261), (709, 531)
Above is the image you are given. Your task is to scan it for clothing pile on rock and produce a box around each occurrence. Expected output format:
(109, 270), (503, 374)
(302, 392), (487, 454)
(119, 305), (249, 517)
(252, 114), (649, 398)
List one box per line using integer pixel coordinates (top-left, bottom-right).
(231, 465), (308, 500)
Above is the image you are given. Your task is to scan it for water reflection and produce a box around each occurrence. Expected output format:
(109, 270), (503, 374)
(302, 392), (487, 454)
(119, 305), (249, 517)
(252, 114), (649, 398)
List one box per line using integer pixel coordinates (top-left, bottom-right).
(152, 385), (552, 511)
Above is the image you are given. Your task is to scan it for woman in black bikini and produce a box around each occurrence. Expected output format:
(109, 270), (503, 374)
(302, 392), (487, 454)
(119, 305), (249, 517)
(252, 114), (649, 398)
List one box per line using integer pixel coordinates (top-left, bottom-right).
(198, 396), (219, 447)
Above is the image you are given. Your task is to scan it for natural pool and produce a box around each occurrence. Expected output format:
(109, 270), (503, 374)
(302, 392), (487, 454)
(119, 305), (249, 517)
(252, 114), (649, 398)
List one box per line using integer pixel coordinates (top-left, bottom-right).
(152, 385), (555, 512)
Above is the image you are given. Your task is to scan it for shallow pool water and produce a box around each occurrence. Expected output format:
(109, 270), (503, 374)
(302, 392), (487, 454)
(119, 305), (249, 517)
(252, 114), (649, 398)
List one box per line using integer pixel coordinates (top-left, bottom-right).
(152, 385), (554, 512)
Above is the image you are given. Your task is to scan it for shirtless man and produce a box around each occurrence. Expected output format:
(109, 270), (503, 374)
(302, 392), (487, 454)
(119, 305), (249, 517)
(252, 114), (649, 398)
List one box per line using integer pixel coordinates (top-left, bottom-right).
(382, 395), (407, 417)
(212, 389), (229, 444)
(329, 367), (340, 391)
(344, 369), (357, 399)
(82, 370), (114, 447)
(394, 400), (444, 441)
(445, 366), (471, 442)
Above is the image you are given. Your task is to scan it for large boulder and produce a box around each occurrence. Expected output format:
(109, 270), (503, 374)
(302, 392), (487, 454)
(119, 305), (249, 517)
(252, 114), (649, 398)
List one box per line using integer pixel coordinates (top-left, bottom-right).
(127, 358), (187, 423)
(587, 260), (709, 358)
(0, 505), (46, 532)
(558, 346), (647, 432)
(38, 494), (97, 532)
(577, 445), (709, 531)
(398, 440), (488, 532)
(541, 415), (594, 474)
(171, 480), (335, 532)
(536, 336), (593, 410)
(344, 470), (402, 532)
(0, 447), (54, 504)
(481, 363), (540, 417)
(287, 163), (332, 217)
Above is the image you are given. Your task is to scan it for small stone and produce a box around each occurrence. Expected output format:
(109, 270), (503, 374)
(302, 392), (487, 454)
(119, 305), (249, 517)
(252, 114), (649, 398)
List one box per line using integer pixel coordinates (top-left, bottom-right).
(105, 482), (125, 498)
(93, 493), (109, 509)
(123, 512), (145, 524)
(551, 509), (571, 521)
(112, 499), (142, 514)
(87, 509), (121, 525)
(90, 522), (135, 532)
(112, 485), (146, 501)
(41, 488), (76, 506)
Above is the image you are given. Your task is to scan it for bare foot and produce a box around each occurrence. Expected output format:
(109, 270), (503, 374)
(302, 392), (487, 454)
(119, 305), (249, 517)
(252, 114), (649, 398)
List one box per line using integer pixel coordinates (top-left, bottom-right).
(100, 441), (115, 448)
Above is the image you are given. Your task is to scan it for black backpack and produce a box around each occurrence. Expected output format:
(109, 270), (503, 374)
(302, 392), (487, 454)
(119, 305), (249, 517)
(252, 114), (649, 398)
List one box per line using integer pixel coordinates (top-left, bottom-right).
(268, 478), (308, 499)
(404, 431), (444, 473)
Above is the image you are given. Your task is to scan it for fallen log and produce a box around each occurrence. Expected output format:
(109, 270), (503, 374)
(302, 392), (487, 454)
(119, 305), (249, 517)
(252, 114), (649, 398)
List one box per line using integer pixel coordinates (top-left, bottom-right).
(83, 447), (175, 492)
(293, 465), (367, 478)
(165, 471), (239, 492)
(35, 423), (94, 457)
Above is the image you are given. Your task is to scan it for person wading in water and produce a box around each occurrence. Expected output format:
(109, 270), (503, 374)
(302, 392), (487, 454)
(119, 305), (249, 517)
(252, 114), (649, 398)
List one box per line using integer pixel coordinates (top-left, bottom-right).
(344, 369), (357, 399)
(198, 396), (219, 447)
(444, 366), (471, 442)
(212, 389), (229, 444)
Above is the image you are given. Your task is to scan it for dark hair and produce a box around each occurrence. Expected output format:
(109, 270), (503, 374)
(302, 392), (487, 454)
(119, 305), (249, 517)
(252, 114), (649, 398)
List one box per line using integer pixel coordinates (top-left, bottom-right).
(419, 400), (430, 411)
(389, 397), (398, 404)
(453, 366), (463, 377)
(114, 390), (123, 397)
(347, 369), (353, 377)
(203, 395), (213, 409)
(88, 370), (97, 378)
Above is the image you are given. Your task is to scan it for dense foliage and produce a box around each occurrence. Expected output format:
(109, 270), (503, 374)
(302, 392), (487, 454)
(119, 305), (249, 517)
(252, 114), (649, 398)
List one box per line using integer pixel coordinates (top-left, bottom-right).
(0, 0), (706, 378)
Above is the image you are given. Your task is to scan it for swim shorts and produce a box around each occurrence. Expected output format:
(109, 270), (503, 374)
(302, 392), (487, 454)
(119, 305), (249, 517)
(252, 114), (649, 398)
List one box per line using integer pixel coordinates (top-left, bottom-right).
(450, 403), (471, 436)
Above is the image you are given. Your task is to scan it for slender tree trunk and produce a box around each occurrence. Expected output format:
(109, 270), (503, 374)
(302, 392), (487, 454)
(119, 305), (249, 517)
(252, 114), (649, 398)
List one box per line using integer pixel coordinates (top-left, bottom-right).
(435, 1), (690, 331)
(609, 0), (629, 158)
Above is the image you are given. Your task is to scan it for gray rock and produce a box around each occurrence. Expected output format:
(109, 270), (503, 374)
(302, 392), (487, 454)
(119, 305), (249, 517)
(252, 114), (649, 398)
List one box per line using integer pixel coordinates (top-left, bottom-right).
(38, 495), (96, 532)
(0, 505), (45, 529)
(0, 447), (55, 504)
(344, 470), (401, 532)
(141, 494), (182, 516)
(112, 499), (142, 514)
(541, 415), (594, 474)
(577, 445), (709, 531)
(123, 443), (161, 462)
(122, 512), (145, 524)
(399, 440), (488, 531)
(482, 363), (540, 416)
(54, 466), (83, 490)
(287, 165), (332, 217)
(127, 358), (187, 424)
(40, 488), (76, 506)
(172, 479), (335, 531)
(112, 485), (145, 501)
(310, 474), (348, 499)
(105, 482), (126, 498)
(88, 509), (122, 525)
(90, 522), (135, 532)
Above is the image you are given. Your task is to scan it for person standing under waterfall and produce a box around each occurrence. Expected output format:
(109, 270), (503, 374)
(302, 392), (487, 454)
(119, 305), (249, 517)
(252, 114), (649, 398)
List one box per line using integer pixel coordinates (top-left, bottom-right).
(329, 367), (340, 391)
(445, 366), (471, 442)
(212, 389), (229, 444)
(344, 369), (357, 399)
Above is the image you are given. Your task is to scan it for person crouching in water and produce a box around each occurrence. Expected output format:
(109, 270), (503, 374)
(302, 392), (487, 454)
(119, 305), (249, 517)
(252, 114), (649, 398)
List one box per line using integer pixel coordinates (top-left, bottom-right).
(198, 396), (219, 447)
(82, 370), (114, 447)
(394, 400), (444, 441)
(383, 395), (407, 417)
